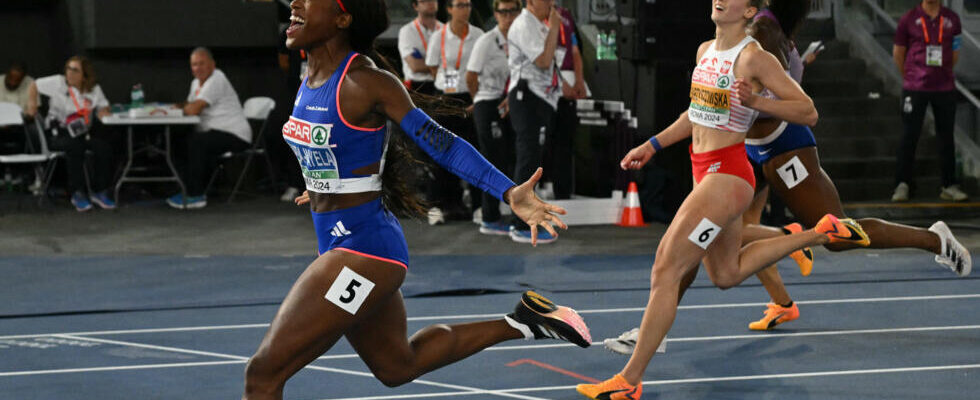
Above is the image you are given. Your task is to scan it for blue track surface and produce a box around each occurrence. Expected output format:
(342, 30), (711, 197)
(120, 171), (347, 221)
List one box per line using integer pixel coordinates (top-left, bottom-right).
(1, 249), (978, 399)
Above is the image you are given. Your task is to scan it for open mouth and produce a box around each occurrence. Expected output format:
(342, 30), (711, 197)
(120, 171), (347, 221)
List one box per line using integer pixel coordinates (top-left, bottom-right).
(714, 3), (725, 11)
(286, 14), (306, 36)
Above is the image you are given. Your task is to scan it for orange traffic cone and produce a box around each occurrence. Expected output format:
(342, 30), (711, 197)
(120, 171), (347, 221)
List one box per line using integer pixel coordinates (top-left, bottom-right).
(618, 182), (647, 227)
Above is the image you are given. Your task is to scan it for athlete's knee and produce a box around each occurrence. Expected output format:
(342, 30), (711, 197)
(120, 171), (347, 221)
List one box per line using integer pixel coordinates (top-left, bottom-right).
(705, 266), (739, 290)
(244, 354), (284, 396)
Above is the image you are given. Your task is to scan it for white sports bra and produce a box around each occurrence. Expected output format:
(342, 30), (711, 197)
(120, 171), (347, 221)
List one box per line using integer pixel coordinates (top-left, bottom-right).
(688, 36), (763, 133)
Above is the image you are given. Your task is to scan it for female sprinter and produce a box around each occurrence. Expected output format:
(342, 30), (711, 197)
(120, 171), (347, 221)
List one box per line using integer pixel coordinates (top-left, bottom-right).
(242, 1), (591, 399)
(603, 0), (972, 358)
(576, 1), (870, 398)
(741, 0), (971, 331)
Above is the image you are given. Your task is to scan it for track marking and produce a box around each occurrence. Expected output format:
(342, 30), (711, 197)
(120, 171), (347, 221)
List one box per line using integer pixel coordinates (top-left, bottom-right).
(1, 293), (977, 340)
(0, 360), (243, 377)
(506, 359), (599, 383)
(316, 363), (980, 399)
(31, 335), (546, 400)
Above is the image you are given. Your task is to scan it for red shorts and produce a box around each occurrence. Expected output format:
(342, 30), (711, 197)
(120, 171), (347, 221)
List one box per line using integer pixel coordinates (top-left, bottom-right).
(689, 142), (756, 189)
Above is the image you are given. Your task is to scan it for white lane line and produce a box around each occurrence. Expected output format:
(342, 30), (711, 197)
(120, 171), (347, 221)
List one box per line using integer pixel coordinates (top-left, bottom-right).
(36, 335), (545, 400)
(2, 324), (975, 370)
(316, 363), (980, 400)
(1, 293), (978, 341)
(0, 360), (243, 377)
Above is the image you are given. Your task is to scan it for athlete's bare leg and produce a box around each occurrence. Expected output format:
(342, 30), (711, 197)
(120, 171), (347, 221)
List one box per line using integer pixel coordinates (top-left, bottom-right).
(619, 174), (828, 384)
(242, 251), (522, 399)
(741, 185), (794, 305)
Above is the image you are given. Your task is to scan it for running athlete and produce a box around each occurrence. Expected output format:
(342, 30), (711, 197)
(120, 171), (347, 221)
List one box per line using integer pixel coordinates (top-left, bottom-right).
(740, 0), (971, 331)
(243, 1), (590, 399)
(576, 1), (871, 398)
(606, 1), (972, 344)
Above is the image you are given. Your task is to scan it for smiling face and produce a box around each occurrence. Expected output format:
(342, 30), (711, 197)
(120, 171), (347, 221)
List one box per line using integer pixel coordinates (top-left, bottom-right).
(285, 0), (350, 50)
(711, 0), (758, 25)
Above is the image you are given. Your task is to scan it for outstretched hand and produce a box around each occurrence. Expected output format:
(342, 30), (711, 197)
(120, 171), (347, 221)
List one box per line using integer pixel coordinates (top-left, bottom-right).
(620, 141), (655, 170)
(507, 168), (568, 246)
(295, 190), (310, 206)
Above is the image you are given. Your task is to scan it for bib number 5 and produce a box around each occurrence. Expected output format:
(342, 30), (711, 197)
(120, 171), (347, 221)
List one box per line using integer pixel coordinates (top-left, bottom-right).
(325, 266), (376, 315)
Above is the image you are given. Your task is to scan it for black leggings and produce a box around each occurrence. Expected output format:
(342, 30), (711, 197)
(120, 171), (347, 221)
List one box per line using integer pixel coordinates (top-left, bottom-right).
(48, 126), (116, 194)
(896, 89), (957, 187)
(185, 129), (249, 196)
(472, 97), (514, 223)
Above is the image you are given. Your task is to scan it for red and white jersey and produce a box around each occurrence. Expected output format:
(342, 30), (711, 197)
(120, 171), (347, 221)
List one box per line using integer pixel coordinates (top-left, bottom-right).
(688, 36), (761, 133)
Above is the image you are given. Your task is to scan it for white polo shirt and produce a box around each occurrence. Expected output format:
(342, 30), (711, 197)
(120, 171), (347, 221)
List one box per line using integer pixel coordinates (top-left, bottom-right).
(425, 23), (484, 94)
(467, 26), (511, 104)
(34, 74), (109, 128)
(187, 69), (251, 144)
(398, 19), (442, 82)
(507, 8), (560, 109)
(0, 75), (34, 111)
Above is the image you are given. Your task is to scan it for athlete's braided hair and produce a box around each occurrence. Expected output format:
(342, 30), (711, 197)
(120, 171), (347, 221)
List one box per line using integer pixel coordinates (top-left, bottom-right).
(343, 0), (432, 218)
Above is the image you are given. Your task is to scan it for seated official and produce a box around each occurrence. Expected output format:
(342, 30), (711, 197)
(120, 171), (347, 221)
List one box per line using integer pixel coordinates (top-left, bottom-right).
(32, 56), (117, 212)
(168, 47), (251, 210)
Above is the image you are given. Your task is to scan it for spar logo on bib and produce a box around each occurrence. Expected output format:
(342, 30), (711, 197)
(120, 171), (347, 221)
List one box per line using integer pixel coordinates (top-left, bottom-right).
(717, 75), (731, 89)
(283, 117), (312, 144)
(312, 126), (329, 146)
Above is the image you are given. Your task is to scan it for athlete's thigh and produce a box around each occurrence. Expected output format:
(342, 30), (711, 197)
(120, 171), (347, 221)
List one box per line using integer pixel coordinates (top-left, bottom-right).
(701, 215), (745, 279)
(763, 147), (845, 226)
(254, 251), (406, 372)
(344, 290), (413, 371)
(661, 174), (753, 276)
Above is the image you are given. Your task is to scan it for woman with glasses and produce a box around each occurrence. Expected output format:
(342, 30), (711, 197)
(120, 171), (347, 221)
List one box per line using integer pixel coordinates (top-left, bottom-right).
(31, 56), (117, 212)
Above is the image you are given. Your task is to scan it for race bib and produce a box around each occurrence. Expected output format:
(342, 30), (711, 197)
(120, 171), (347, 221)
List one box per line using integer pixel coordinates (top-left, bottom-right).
(282, 116), (340, 192)
(324, 266), (375, 315)
(688, 83), (730, 126)
(777, 155), (809, 189)
(926, 45), (942, 67)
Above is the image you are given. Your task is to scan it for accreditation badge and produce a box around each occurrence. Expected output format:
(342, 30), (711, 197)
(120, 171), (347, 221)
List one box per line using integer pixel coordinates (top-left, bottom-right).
(926, 45), (943, 67)
(443, 69), (459, 94)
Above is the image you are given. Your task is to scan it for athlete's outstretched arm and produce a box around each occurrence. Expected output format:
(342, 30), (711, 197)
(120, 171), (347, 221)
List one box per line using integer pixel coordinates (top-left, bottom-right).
(732, 46), (818, 127)
(620, 111), (693, 170)
(366, 67), (567, 244)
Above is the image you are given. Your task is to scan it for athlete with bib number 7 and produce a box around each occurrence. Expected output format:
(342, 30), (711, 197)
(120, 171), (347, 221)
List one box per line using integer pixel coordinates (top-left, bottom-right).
(576, 1), (870, 399)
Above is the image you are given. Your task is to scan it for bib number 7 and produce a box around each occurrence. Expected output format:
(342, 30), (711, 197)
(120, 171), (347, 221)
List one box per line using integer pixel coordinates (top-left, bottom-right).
(325, 266), (376, 315)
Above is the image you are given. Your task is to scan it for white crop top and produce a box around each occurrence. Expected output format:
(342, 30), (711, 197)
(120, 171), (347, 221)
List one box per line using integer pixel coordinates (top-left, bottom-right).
(688, 36), (762, 133)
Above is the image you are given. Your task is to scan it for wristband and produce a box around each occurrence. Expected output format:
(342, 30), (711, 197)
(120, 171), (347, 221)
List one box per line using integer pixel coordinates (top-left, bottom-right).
(649, 136), (663, 152)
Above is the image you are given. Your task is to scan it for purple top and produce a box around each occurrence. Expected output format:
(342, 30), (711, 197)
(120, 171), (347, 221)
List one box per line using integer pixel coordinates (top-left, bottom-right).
(895, 5), (961, 92)
(557, 7), (577, 71)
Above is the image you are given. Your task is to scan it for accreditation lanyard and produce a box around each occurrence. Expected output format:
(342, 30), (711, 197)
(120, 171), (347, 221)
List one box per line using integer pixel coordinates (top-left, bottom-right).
(68, 86), (91, 124)
(541, 19), (560, 92)
(920, 16), (945, 44)
(414, 19), (430, 52)
(440, 24), (468, 71)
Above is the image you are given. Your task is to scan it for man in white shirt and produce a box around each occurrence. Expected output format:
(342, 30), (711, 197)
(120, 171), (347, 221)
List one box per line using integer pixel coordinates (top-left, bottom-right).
(420, 0), (484, 224)
(466, 0), (520, 235)
(0, 62), (35, 115)
(168, 47), (251, 210)
(506, 0), (561, 243)
(398, 0), (442, 95)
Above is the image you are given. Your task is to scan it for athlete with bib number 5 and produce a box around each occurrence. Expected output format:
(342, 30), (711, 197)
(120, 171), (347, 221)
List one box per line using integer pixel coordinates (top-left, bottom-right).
(576, 1), (870, 399)
(243, 1), (592, 399)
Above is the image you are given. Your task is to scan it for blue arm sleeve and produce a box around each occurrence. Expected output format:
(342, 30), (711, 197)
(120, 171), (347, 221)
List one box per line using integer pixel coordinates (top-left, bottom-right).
(953, 36), (962, 51)
(400, 108), (516, 203)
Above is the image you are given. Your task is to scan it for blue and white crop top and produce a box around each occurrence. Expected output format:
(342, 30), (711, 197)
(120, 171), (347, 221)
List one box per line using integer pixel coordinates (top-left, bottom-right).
(283, 51), (387, 194)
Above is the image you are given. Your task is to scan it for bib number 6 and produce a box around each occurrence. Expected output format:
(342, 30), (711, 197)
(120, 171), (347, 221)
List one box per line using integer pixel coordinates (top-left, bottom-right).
(688, 218), (722, 250)
(325, 266), (376, 315)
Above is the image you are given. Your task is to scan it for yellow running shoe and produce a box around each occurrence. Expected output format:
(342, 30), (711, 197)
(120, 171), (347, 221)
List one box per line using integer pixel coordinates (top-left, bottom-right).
(782, 223), (814, 276)
(814, 214), (870, 246)
(748, 302), (800, 331)
(577, 374), (642, 400)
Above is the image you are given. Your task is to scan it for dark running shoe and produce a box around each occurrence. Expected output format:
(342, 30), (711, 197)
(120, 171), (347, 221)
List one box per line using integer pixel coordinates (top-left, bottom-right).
(506, 291), (591, 348)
